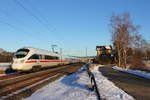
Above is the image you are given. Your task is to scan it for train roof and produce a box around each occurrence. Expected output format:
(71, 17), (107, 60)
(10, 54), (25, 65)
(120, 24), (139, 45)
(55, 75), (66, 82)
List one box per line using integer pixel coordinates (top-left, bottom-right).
(19, 47), (60, 57)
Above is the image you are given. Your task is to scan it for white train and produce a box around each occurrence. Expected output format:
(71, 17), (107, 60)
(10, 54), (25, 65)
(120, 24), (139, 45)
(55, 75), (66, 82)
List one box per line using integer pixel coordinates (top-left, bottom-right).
(12, 47), (79, 71)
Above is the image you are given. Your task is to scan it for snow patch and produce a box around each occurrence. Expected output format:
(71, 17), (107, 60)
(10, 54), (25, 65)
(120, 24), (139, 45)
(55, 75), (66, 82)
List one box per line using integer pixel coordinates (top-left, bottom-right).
(24, 66), (96, 100)
(113, 66), (150, 79)
(0, 63), (11, 70)
(91, 66), (135, 100)
(24, 65), (135, 100)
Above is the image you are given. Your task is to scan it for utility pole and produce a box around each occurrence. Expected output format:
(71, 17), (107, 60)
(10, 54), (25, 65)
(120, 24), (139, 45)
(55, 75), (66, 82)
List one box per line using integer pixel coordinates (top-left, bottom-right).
(86, 47), (87, 57)
(51, 45), (57, 53)
(86, 47), (88, 62)
(60, 48), (62, 60)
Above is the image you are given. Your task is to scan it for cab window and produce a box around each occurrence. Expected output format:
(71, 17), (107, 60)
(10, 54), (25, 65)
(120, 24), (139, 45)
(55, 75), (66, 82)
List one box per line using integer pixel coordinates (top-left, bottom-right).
(14, 49), (30, 59)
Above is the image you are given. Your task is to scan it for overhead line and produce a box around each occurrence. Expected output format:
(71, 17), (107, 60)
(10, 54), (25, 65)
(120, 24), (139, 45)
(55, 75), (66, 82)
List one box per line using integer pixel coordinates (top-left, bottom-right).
(23, 0), (56, 39)
(0, 1), (62, 53)
(25, 0), (55, 32)
(0, 7), (52, 43)
(0, 20), (46, 43)
(0, 9), (9, 16)
(13, 0), (52, 33)
(13, 0), (64, 45)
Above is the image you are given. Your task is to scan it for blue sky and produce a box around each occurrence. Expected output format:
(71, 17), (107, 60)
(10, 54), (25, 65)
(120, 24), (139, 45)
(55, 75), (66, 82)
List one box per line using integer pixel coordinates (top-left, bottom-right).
(0, 0), (150, 56)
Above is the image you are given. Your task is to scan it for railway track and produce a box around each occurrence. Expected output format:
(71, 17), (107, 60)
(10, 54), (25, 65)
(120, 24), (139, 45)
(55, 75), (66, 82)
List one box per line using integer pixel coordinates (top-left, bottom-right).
(0, 63), (76, 81)
(0, 63), (83, 99)
(0, 73), (26, 81)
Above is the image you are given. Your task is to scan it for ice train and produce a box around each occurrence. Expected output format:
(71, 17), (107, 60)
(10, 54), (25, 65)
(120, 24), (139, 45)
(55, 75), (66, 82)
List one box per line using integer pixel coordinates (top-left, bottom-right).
(12, 47), (79, 71)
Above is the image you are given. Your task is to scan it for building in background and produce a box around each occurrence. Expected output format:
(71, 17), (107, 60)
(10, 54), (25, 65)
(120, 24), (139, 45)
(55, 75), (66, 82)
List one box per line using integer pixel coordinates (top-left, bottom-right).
(96, 45), (112, 56)
(95, 45), (113, 64)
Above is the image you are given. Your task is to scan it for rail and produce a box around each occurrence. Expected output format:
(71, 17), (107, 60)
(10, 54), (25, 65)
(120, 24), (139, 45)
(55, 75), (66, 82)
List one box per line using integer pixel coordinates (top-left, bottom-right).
(0, 63), (84, 99)
(86, 64), (101, 100)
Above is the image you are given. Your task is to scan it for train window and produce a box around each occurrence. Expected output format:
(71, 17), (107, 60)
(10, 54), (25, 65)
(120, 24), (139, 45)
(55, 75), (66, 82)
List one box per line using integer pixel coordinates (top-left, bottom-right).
(45, 55), (53, 60)
(41, 55), (45, 59)
(16, 49), (29, 53)
(28, 54), (40, 60)
(55, 56), (59, 60)
(44, 55), (59, 60)
(38, 55), (42, 59)
(14, 49), (30, 59)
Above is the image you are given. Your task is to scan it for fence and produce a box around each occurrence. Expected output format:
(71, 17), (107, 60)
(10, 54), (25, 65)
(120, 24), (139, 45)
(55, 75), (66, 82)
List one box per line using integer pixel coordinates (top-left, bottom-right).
(86, 64), (101, 100)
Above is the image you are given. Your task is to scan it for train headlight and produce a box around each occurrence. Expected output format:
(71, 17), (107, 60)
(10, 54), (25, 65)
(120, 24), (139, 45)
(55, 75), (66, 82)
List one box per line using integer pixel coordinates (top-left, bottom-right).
(20, 60), (25, 63)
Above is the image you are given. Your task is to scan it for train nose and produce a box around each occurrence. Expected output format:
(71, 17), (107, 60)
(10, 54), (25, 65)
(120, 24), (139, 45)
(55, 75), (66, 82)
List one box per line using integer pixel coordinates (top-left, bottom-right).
(12, 59), (24, 70)
(12, 63), (20, 70)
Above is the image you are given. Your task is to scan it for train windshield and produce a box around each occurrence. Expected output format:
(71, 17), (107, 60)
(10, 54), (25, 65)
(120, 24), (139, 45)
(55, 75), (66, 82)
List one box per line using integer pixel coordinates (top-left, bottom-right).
(14, 49), (30, 59)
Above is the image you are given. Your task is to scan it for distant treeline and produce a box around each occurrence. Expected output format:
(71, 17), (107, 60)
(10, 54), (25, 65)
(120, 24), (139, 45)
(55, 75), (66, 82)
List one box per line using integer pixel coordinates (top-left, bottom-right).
(0, 52), (13, 62)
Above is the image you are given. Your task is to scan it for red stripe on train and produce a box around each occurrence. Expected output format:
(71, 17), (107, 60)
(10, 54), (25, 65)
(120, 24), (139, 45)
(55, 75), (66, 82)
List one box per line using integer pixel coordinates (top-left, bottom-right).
(25, 61), (37, 63)
(25, 60), (66, 63)
(40, 60), (65, 62)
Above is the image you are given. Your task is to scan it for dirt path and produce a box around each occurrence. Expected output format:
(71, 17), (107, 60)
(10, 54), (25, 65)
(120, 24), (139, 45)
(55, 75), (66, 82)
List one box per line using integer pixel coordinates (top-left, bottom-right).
(99, 65), (150, 100)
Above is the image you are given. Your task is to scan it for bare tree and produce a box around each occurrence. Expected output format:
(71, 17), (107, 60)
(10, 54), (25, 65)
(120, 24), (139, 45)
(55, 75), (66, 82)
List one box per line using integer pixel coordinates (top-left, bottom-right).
(131, 33), (150, 60)
(110, 13), (138, 68)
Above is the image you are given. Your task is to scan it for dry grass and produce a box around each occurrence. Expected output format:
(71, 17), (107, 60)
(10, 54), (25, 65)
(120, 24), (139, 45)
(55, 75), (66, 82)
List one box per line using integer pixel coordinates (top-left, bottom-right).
(0, 69), (5, 74)
(129, 60), (150, 70)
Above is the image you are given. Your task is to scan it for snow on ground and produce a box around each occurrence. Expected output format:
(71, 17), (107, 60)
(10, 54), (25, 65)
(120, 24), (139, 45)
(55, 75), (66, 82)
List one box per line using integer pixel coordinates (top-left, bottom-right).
(0, 63), (11, 70)
(24, 65), (96, 100)
(91, 66), (135, 100)
(113, 66), (150, 79)
(24, 65), (135, 100)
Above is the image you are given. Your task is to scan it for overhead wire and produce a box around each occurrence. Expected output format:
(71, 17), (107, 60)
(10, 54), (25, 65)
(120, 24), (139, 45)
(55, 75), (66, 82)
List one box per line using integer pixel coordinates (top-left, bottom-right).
(22, 0), (56, 40)
(0, 9), (9, 16)
(0, 20), (53, 51)
(21, 0), (63, 44)
(0, 20), (45, 44)
(12, 0), (60, 47)
(0, 6), (53, 45)
(25, 0), (56, 33)
(0, 10), (48, 43)
(13, 0), (54, 34)
(0, 0), (63, 52)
